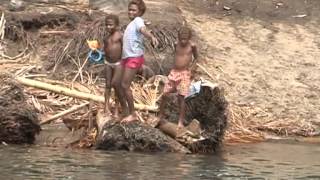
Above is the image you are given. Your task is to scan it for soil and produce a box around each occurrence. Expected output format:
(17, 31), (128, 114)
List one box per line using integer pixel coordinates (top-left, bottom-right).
(88, 0), (320, 129)
(175, 0), (320, 126)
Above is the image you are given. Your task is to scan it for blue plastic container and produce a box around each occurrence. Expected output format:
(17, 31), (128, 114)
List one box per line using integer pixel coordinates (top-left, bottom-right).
(88, 49), (105, 64)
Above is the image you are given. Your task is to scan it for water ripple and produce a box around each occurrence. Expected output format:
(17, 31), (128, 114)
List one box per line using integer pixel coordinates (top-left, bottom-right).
(0, 142), (319, 179)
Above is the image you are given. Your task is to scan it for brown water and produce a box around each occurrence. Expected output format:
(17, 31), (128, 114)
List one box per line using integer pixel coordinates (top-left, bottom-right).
(0, 141), (320, 179)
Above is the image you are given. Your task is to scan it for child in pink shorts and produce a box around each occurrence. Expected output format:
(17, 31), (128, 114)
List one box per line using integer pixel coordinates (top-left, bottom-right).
(120, 0), (158, 123)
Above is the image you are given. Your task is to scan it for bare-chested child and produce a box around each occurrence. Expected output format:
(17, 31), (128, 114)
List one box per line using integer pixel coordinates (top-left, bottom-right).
(158, 27), (199, 128)
(103, 14), (127, 117)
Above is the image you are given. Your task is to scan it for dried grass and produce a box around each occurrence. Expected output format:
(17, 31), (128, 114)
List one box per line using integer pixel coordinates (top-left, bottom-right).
(131, 78), (162, 109)
(225, 104), (318, 145)
(224, 105), (265, 144)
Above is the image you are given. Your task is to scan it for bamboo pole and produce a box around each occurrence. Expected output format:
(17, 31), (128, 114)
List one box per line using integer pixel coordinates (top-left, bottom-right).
(0, 13), (5, 40)
(40, 30), (70, 35)
(16, 77), (159, 112)
(40, 102), (90, 125)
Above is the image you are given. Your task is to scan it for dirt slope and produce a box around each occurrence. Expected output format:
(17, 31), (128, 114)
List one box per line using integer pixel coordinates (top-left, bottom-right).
(1, 0), (319, 127)
(175, 0), (319, 125)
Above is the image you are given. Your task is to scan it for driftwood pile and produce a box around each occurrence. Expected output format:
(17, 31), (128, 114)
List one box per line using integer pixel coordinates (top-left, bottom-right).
(13, 73), (228, 153)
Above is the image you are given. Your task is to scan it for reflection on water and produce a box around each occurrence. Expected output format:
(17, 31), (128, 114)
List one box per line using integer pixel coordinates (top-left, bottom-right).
(0, 142), (320, 179)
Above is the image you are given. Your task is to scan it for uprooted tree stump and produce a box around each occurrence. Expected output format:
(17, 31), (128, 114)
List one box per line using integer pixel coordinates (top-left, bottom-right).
(184, 81), (228, 153)
(0, 74), (40, 144)
(95, 80), (228, 153)
(156, 81), (228, 153)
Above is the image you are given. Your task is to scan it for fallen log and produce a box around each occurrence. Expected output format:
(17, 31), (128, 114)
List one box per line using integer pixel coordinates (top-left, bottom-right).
(16, 77), (158, 112)
(156, 119), (201, 139)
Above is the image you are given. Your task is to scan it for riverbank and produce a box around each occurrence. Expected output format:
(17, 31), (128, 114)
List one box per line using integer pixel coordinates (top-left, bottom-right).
(175, 0), (320, 143)
(0, 0), (319, 147)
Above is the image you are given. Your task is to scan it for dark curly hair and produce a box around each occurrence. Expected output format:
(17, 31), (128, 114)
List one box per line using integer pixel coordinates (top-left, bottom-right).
(178, 26), (192, 39)
(105, 14), (120, 26)
(128, 0), (146, 16)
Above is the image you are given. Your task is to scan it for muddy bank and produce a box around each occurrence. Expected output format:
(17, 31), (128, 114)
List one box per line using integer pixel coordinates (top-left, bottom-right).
(0, 1), (228, 152)
(2, 0), (318, 147)
(180, 0), (320, 24)
(177, 0), (320, 131)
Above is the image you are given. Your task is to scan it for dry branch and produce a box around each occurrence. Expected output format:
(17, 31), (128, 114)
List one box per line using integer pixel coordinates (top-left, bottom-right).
(40, 102), (90, 125)
(0, 13), (5, 40)
(16, 77), (159, 112)
(40, 30), (71, 35)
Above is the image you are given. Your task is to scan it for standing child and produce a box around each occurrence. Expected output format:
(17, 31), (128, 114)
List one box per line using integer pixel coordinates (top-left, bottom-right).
(103, 14), (127, 117)
(120, 0), (158, 122)
(158, 27), (199, 128)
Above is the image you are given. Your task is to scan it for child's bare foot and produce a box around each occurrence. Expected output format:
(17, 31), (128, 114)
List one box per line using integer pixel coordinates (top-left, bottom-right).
(121, 114), (138, 123)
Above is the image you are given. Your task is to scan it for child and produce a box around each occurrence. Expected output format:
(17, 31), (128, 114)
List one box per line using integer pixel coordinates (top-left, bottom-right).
(158, 27), (199, 128)
(120, 0), (158, 122)
(103, 14), (127, 117)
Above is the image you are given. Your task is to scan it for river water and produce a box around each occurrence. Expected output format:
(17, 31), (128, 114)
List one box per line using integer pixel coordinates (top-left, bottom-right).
(1, 141), (320, 179)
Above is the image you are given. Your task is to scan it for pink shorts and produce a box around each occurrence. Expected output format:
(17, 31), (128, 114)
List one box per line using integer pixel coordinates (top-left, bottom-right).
(163, 69), (191, 97)
(121, 56), (144, 69)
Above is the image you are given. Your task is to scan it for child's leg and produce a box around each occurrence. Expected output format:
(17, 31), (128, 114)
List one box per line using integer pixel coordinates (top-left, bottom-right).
(121, 67), (139, 122)
(177, 95), (186, 128)
(111, 65), (128, 117)
(159, 80), (175, 121)
(176, 70), (191, 128)
(104, 65), (113, 114)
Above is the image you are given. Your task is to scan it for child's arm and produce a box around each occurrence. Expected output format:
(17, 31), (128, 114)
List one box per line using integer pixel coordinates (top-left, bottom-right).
(191, 42), (199, 64)
(190, 42), (201, 78)
(140, 27), (159, 47)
